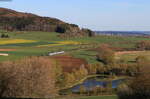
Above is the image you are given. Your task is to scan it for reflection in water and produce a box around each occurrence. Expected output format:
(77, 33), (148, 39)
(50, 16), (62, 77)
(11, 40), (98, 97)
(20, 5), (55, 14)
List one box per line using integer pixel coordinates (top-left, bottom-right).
(71, 77), (124, 92)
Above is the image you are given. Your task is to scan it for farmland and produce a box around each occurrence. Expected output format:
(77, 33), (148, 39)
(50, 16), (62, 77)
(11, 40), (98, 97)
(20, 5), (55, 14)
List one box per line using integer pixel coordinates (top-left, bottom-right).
(0, 31), (150, 99)
(0, 1), (149, 98)
(0, 39), (36, 45)
(0, 30), (150, 63)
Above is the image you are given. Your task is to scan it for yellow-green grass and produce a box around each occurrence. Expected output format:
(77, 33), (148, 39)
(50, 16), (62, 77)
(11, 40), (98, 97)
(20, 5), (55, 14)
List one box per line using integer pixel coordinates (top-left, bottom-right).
(75, 96), (118, 99)
(0, 39), (36, 45)
(57, 95), (118, 99)
(116, 51), (150, 62)
(38, 41), (81, 47)
(3, 31), (150, 48)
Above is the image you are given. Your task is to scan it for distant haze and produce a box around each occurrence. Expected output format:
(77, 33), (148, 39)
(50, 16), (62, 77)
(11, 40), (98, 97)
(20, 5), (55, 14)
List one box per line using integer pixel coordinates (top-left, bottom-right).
(0, 0), (150, 31)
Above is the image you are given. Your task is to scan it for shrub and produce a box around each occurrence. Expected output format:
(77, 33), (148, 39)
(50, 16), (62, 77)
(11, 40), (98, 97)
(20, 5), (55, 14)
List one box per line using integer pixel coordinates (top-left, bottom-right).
(1, 33), (9, 38)
(136, 41), (150, 50)
(136, 55), (149, 64)
(81, 28), (95, 37)
(55, 24), (70, 33)
(117, 84), (133, 99)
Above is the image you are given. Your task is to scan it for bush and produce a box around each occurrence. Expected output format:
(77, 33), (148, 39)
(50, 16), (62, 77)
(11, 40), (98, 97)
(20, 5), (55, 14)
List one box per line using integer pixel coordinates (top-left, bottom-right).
(117, 84), (133, 99)
(136, 55), (149, 64)
(136, 41), (150, 50)
(0, 57), (57, 98)
(1, 33), (9, 38)
(81, 28), (95, 37)
(55, 24), (70, 33)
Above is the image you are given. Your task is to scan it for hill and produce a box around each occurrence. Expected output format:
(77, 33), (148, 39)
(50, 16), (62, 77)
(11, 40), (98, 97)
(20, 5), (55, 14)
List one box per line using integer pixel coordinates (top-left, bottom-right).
(0, 8), (94, 37)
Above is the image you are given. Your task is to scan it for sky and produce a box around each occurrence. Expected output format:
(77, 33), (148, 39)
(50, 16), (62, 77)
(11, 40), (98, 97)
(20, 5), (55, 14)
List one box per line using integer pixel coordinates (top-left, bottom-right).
(0, 0), (150, 31)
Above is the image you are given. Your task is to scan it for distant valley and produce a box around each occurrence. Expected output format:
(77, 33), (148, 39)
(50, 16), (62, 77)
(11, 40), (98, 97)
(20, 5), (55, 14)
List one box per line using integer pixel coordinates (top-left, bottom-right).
(95, 31), (150, 36)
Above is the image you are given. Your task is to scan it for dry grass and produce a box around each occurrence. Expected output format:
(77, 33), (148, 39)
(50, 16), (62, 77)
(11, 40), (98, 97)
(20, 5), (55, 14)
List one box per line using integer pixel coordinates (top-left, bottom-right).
(38, 41), (81, 47)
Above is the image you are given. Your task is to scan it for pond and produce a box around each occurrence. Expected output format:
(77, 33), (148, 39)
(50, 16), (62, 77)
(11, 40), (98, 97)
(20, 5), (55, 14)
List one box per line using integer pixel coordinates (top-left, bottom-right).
(71, 76), (125, 92)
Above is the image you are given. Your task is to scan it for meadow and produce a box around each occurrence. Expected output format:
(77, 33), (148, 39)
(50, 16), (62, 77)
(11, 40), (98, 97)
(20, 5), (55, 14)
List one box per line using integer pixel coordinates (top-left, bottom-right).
(0, 30), (150, 63)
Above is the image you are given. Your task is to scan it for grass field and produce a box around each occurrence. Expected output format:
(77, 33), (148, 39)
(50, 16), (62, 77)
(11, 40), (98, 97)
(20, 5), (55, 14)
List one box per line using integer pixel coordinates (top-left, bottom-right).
(0, 30), (150, 63)
(57, 96), (118, 99)
(76, 96), (118, 99)
(56, 95), (117, 99)
(116, 51), (150, 62)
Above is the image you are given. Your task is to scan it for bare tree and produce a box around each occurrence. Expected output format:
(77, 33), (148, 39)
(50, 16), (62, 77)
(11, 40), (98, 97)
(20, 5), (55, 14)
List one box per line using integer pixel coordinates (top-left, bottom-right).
(0, 57), (57, 98)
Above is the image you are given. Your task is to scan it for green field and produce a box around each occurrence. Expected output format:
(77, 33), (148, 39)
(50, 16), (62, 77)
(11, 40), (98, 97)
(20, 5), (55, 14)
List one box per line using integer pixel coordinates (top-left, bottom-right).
(116, 51), (150, 62)
(57, 96), (117, 99)
(0, 30), (150, 63)
(76, 96), (117, 99)
(57, 96), (118, 99)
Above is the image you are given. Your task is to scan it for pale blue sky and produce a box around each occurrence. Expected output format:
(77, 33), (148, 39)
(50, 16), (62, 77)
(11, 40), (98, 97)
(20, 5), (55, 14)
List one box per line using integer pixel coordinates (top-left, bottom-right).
(0, 0), (150, 31)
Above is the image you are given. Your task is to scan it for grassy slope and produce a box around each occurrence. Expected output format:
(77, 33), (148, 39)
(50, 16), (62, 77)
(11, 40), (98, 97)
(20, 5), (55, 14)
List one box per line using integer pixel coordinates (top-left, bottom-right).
(0, 31), (61, 61)
(8, 31), (61, 41)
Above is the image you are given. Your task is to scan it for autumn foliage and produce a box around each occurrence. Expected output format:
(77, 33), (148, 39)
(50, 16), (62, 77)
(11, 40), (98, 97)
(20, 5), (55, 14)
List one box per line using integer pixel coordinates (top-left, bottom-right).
(118, 60), (150, 99)
(0, 57), (57, 98)
(136, 41), (150, 50)
(97, 44), (115, 64)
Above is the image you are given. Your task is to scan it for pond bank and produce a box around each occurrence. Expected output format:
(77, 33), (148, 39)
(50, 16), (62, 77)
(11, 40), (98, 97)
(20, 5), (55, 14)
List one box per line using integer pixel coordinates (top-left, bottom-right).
(59, 75), (126, 91)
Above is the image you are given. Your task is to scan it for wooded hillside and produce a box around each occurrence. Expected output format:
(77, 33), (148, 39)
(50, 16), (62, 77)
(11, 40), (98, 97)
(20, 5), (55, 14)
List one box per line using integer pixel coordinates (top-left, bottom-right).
(0, 8), (95, 37)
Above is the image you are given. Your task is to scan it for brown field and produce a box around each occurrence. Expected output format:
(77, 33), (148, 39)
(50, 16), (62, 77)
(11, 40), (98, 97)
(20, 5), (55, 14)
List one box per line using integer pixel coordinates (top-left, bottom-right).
(0, 49), (16, 51)
(115, 51), (145, 56)
(52, 55), (88, 72)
